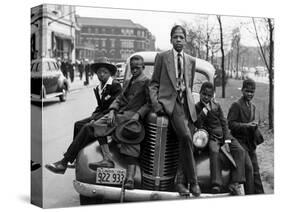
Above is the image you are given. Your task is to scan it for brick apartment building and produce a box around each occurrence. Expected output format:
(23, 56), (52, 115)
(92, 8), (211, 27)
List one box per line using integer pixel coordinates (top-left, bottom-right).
(75, 16), (155, 63)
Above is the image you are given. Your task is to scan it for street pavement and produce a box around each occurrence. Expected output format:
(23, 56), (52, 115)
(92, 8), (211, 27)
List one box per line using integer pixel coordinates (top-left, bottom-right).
(67, 73), (99, 92)
(32, 86), (98, 208)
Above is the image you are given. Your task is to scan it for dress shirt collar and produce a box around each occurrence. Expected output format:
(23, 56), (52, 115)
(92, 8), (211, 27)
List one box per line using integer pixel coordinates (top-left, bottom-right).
(97, 76), (113, 95)
(173, 48), (184, 58)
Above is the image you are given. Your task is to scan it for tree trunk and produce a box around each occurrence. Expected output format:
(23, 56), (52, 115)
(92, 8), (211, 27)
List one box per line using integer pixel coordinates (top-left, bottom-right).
(268, 18), (274, 130)
(252, 18), (274, 130)
(236, 43), (240, 79)
(217, 16), (225, 98)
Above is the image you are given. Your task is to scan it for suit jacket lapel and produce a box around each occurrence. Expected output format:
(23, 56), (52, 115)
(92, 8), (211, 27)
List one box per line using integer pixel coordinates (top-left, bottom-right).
(167, 50), (177, 90)
(94, 87), (102, 106)
(183, 53), (192, 88)
(240, 98), (252, 121)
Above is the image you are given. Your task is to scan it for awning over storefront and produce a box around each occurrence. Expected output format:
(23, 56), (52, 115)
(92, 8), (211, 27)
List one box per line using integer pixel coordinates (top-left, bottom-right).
(53, 31), (74, 42)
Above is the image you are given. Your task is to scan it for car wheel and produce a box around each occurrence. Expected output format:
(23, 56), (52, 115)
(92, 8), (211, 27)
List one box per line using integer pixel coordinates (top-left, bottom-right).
(79, 195), (104, 205)
(59, 88), (67, 102)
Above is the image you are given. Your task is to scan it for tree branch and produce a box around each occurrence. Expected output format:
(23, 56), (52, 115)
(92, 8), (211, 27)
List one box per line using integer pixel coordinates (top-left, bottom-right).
(252, 18), (269, 70)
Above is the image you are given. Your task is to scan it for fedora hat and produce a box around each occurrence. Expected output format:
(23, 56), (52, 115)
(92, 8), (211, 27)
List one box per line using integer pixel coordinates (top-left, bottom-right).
(115, 120), (145, 144)
(91, 57), (117, 76)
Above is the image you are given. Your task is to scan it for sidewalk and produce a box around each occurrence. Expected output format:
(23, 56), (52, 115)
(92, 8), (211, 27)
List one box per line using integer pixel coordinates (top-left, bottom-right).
(67, 74), (99, 92)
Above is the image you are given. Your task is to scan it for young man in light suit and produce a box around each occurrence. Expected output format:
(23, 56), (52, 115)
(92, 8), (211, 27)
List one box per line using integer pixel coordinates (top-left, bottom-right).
(149, 25), (201, 197)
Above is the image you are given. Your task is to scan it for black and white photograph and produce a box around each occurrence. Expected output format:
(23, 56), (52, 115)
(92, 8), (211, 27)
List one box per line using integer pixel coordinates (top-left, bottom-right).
(28, 1), (275, 210)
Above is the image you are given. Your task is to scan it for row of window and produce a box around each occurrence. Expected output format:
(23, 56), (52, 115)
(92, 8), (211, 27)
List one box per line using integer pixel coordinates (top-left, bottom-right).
(80, 37), (150, 49)
(82, 26), (148, 38)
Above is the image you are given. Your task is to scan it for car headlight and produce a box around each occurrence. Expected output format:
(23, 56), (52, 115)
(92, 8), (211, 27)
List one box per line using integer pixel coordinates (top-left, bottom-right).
(193, 129), (209, 149)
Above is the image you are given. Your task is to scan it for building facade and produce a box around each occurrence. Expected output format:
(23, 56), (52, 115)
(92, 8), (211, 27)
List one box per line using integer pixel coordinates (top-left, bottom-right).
(75, 17), (155, 63)
(31, 4), (79, 62)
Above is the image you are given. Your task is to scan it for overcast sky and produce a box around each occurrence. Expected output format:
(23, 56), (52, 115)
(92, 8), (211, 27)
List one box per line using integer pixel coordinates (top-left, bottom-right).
(75, 6), (267, 51)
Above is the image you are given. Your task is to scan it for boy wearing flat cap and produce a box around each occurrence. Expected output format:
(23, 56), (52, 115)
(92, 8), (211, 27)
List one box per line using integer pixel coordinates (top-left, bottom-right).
(227, 78), (264, 194)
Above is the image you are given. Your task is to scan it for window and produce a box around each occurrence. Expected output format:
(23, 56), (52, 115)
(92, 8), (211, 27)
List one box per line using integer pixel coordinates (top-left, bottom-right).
(110, 39), (115, 48)
(43, 62), (50, 71)
(48, 62), (56, 71)
(95, 28), (99, 34)
(102, 28), (106, 34)
(120, 49), (133, 60)
(121, 39), (134, 48)
(101, 39), (106, 48)
(94, 38), (99, 48)
(31, 62), (39, 72)
(87, 27), (91, 33)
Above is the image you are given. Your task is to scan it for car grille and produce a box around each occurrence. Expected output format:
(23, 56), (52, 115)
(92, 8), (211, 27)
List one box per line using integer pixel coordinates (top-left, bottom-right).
(140, 113), (179, 191)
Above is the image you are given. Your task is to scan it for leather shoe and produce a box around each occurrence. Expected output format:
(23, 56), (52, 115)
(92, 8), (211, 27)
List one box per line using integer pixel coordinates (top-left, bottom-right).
(31, 160), (41, 171)
(211, 185), (221, 194)
(124, 179), (134, 189)
(190, 183), (201, 197)
(45, 160), (67, 174)
(88, 159), (115, 171)
(229, 183), (243, 195)
(176, 184), (190, 196)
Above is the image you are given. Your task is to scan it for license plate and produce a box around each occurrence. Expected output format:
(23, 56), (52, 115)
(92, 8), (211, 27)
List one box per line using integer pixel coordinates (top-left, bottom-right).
(96, 168), (126, 185)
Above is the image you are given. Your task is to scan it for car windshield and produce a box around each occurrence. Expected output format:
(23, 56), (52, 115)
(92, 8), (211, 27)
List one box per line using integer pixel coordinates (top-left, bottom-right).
(193, 72), (209, 93)
(31, 62), (39, 72)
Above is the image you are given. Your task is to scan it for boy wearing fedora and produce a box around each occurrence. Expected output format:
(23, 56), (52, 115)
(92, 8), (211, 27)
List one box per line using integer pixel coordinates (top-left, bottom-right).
(195, 82), (248, 195)
(227, 79), (264, 194)
(45, 57), (122, 173)
(73, 57), (122, 139)
(88, 55), (151, 189)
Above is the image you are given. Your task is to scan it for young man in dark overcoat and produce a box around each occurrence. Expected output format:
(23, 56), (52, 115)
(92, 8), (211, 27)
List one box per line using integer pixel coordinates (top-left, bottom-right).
(227, 79), (264, 194)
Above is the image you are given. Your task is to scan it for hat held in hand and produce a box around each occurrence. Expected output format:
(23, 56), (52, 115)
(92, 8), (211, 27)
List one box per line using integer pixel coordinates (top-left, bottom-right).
(115, 120), (145, 144)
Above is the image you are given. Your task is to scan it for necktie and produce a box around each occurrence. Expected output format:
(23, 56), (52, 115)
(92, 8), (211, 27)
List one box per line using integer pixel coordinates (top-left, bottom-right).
(177, 53), (182, 79)
(177, 53), (184, 103)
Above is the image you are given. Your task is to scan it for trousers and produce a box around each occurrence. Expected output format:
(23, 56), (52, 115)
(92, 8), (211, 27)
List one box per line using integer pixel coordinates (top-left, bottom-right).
(172, 99), (197, 185)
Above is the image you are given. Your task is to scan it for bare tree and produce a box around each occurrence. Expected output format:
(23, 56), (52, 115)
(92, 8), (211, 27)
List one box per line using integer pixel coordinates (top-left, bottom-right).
(230, 27), (241, 79)
(217, 15), (226, 98)
(252, 18), (274, 130)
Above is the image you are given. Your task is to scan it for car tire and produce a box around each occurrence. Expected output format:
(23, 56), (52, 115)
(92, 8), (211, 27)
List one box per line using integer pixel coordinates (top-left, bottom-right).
(59, 88), (67, 102)
(79, 195), (104, 205)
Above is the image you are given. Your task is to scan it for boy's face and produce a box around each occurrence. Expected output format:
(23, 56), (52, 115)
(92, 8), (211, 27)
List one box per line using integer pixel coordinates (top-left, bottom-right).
(130, 59), (144, 79)
(200, 88), (214, 104)
(96, 67), (111, 84)
(242, 87), (255, 101)
(170, 28), (186, 52)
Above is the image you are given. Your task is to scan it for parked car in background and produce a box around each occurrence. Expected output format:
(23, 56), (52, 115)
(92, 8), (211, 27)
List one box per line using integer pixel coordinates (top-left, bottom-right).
(115, 62), (126, 84)
(31, 58), (69, 102)
(74, 51), (232, 205)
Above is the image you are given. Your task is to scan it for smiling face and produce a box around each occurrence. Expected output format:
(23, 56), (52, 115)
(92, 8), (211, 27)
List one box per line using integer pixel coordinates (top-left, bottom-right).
(200, 88), (214, 105)
(170, 27), (186, 52)
(130, 58), (144, 79)
(242, 87), (255, 102)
